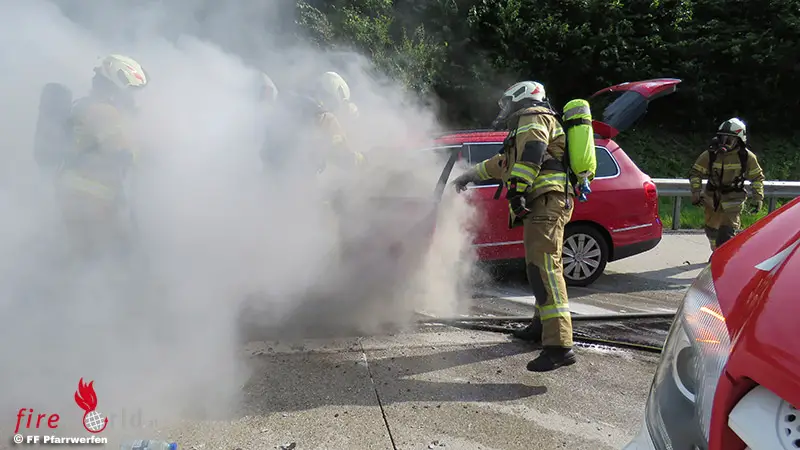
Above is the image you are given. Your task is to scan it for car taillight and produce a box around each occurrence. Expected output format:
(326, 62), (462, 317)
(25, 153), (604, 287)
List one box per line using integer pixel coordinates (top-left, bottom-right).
(644, 180), (658, 201)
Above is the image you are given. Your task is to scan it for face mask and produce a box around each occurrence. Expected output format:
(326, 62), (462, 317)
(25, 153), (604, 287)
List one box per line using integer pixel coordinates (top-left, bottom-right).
(491, 97), (513, 130)
(718, 135), (738, 152)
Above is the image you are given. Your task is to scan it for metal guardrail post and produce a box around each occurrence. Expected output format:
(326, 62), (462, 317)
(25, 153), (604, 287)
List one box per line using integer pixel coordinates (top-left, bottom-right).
(671, 196), (681, 230)
(652, 178), (800, 230)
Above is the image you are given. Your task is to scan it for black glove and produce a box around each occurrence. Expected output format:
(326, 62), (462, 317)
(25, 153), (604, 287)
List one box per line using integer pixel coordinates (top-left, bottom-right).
(691, 191), (703, 206)
(452, 170), (478, 193)
(506, 185), (531, 218)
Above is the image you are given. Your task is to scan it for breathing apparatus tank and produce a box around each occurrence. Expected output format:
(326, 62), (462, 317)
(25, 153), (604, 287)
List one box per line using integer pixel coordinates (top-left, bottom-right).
(562, 98), (597, 202)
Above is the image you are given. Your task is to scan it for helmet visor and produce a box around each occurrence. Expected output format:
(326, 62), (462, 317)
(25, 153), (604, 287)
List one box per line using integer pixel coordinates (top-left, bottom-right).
(497, 96), (512, 114)
(717, 134), (739, 149)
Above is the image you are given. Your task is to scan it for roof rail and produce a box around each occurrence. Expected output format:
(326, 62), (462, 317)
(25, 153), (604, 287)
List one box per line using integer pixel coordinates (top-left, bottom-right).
(431, 128), (496, 138)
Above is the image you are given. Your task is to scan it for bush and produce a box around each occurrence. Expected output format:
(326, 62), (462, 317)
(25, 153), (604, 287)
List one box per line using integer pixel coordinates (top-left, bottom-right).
(295, 0), (800, 181)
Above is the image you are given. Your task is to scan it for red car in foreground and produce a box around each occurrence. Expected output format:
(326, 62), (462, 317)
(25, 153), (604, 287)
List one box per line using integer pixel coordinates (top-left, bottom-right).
(625, 196), (800, 450)
(429, 79), (680, 286)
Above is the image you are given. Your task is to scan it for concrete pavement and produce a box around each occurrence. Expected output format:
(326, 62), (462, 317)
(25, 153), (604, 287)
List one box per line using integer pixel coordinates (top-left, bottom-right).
(153, 329), (659, 450)
(99, 234), (706, 449)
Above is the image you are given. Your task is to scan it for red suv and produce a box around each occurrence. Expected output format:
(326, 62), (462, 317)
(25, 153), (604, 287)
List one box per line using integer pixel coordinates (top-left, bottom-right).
(429, 79), (680, 286)
(624, 196), (800, 450)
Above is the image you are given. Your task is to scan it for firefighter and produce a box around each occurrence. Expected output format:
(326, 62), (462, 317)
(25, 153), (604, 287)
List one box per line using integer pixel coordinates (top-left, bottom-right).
(452, 81), (576, 372)
(56, 54), (148, 262)
(312, 72), (365, 169)
(266, 90), (352, 172)
(689, 118), (765, 253)
(316, 71), (360, 132)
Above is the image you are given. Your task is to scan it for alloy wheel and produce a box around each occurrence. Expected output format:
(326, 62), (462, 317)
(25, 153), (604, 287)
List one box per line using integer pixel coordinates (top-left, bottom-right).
(563, 233), (603, 281)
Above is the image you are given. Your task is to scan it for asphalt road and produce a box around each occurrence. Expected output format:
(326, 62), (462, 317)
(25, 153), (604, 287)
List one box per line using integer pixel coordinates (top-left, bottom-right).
(7, 233), (707, 450)
(471, 231), (710, 317)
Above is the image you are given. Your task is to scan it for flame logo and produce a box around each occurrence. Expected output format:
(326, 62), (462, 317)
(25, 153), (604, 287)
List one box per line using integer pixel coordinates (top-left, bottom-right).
(74, 378), (108, 434)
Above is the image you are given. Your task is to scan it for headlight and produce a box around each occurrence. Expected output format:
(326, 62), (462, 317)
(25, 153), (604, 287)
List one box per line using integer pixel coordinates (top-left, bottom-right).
(645, 264), (731, 449)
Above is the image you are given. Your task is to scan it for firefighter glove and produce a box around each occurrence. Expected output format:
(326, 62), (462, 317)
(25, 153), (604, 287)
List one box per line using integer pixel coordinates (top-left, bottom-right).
(452, 169), (478, 193)
(507, 193), (530, 218)
(748, 199), (763, 214)
(691, 191), (703, 206)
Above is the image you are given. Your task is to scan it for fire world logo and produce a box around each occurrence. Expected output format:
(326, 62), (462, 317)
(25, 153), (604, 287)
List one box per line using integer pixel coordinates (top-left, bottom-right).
(74, 378), (108, 433)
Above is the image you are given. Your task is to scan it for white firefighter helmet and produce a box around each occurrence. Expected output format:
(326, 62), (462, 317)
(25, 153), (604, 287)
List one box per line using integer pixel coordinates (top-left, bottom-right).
(499, 81), (546, 107)
(318, 71), (351, 108)
(94, 54), (148, 90)
(492, 81), (547, 129)
(260, 72), (278, 103)
(717, 117), (747, 143)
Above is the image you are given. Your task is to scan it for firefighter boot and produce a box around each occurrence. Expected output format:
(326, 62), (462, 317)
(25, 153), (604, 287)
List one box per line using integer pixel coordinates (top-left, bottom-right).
(513, 319), (543, 342)
(512, 263), (547, 342)
(716, 225), (736, 249)
(526, 346), (577, 372)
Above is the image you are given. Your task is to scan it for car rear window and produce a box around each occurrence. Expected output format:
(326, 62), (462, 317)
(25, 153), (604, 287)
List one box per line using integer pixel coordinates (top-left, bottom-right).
(466, 143), (504, 185)
(595, 146), (619, 178)
(467, 143), (503, 164)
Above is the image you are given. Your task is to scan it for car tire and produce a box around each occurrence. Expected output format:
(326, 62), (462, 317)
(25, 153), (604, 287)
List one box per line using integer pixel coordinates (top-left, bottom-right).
(562, 224), (609, 287)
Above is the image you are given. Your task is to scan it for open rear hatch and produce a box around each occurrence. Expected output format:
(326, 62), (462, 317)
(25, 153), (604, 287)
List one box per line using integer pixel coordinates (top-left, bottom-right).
(589, 78), (682, 139)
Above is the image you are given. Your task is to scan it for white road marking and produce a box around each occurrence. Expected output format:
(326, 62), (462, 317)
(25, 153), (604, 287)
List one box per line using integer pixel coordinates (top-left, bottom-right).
(476, 287), (622, 315)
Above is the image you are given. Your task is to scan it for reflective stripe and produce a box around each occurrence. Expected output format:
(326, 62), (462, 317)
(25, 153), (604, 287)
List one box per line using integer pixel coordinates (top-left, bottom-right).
(551, 127), (564, 140)
(563, 104), (590, 120)
(712, 162), (741, 169)
(60, 172), (116, 200)
(543, 253), (566, 305)
(509, 163), (538, 185)
(517, 122), (547, 134)
(721, 201), (743, 211)
(476, 162), (491, 180)
(691, 183), (702, 189)
(538, 304), (570, 321)
(751, 180), (764, 189)
(532, 171), (567, 191)
(510, 181), (529, 193)
(692, 164), (708, 174)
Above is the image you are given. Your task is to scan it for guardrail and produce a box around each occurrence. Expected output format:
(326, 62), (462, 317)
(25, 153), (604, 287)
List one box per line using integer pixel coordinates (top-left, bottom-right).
(652, 178), (800, 230)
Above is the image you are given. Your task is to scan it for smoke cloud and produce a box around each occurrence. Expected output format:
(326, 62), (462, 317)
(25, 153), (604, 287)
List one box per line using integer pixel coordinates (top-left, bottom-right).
(0, 0), (478, 441)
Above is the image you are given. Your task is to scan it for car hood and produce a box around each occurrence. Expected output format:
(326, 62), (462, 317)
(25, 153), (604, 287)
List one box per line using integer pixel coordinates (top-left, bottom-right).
(588, 78), (682, 139)
(710, 197), (800, 401)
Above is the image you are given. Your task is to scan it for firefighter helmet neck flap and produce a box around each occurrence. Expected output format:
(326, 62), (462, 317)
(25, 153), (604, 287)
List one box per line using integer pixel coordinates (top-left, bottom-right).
(491, 81), (550, 130)
(714, 117), (747, 153)
(91, 54), (148, 112)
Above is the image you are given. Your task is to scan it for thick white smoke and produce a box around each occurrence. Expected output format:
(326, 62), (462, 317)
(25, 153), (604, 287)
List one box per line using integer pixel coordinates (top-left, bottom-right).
(0, 0), (478, 441)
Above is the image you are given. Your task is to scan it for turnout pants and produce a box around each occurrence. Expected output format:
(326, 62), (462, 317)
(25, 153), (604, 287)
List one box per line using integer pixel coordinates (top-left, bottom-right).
(523, 190), (574, 347)
(703, 191), (744, 251)
(57, 187), (132, 263)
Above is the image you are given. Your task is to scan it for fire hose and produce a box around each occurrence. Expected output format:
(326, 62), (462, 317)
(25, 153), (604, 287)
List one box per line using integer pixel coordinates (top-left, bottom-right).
(415, 312), (675, 353)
